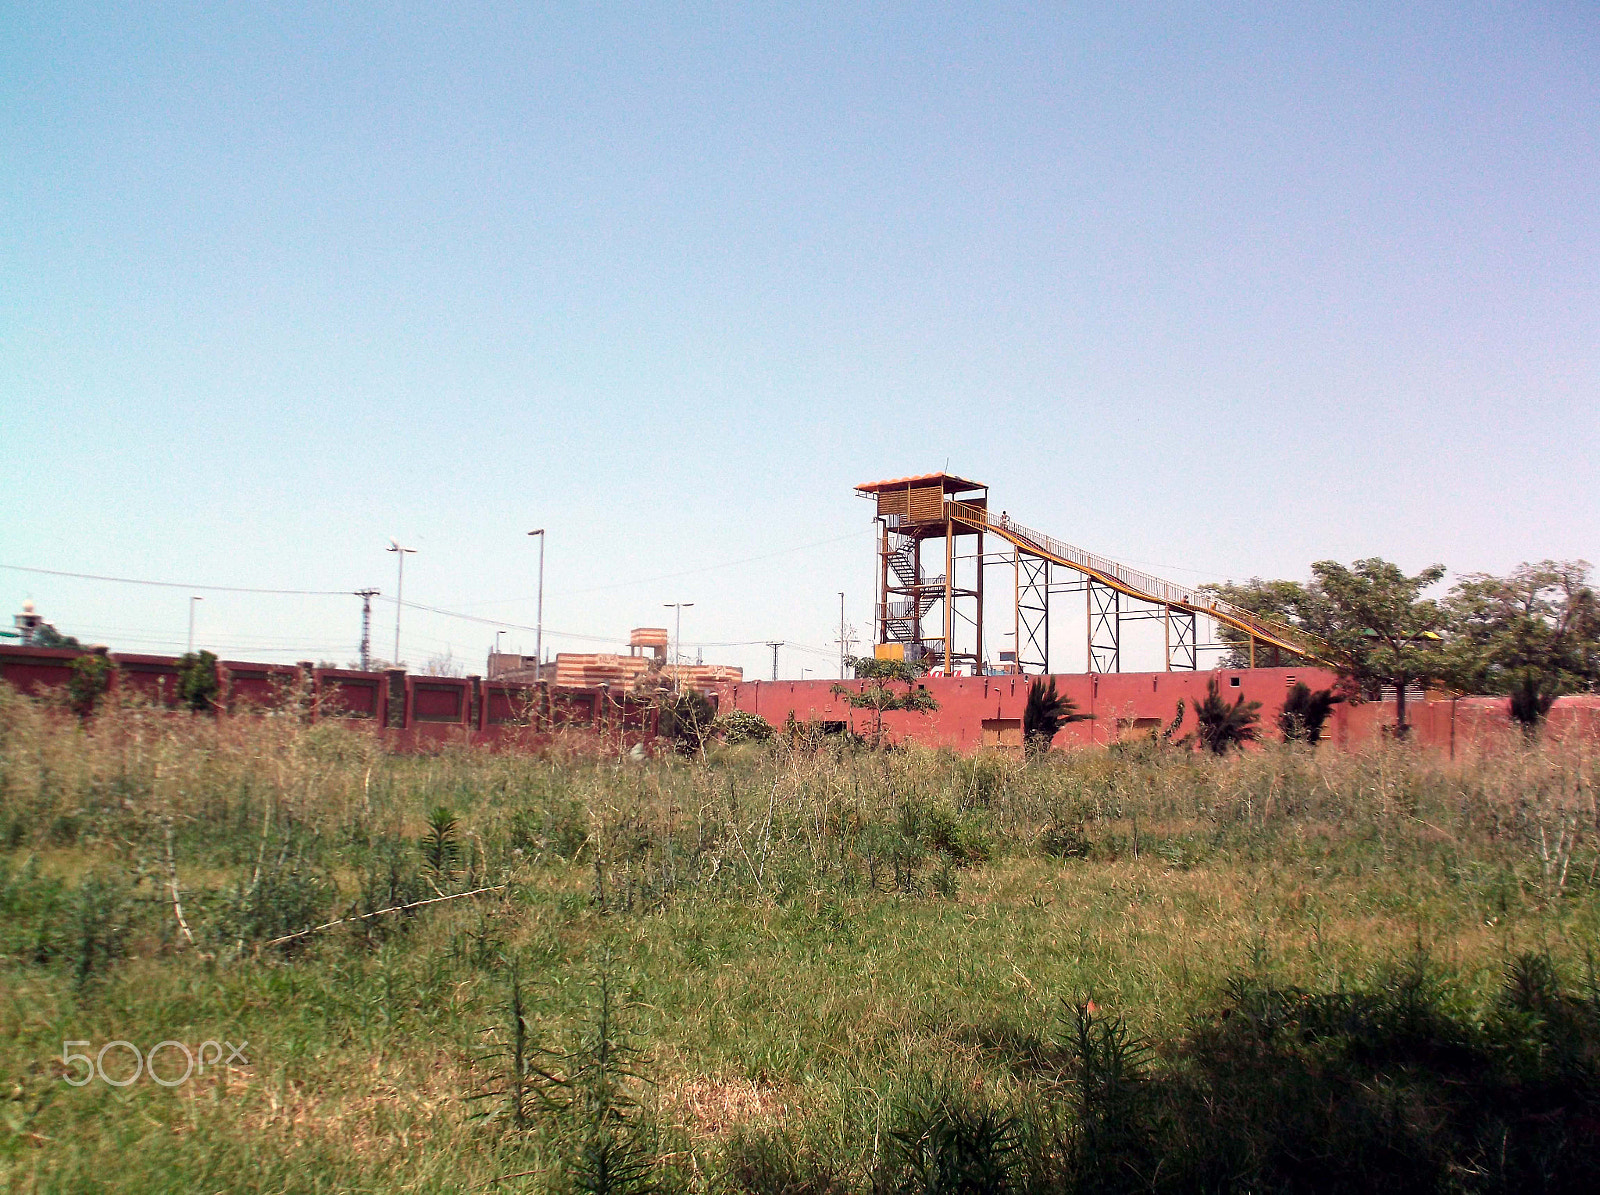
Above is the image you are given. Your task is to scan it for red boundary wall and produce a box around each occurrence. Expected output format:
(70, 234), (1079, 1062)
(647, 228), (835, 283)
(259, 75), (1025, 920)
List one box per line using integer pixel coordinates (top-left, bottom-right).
(5, 645), (1596, 756)
(0, 645), (658, 752)
(717, 669), (1600, 755)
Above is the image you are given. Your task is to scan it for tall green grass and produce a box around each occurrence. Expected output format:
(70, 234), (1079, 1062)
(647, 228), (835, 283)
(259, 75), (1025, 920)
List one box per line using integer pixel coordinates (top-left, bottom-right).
(2, 686), (1598, 1191)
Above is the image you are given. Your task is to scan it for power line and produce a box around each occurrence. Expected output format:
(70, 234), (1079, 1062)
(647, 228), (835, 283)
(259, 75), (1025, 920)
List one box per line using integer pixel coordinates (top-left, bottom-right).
(7, 563), (856, 659)
(0, 564), (359, 596)
(446, 529), (874, 607)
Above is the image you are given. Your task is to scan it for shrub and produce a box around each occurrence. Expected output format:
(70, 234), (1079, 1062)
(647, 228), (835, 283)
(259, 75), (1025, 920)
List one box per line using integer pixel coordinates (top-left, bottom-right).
(720, 1128), (847, 1195)
(177, 650), (220, 712)
(883, 1073), (1022, 1195)
(68, 652), (113, 717)
(216, 859), (336, 949)
(659, 690), (716, 755)
(1039, 822), (1091, 859)
(70, 872), (133, 987)
(421, 805), (460, 880)
(922, 805), (991, 865)
(717, 709), (774, 745)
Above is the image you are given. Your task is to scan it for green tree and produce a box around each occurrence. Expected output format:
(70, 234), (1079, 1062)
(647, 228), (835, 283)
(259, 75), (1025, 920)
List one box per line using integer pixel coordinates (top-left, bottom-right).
(176, 650), (219, 712)
(1299, 559), (1448, 739)
(34, 624), (82, 650)
(1199, 578), (1312, 668)
(67, 652), (113, 718)
(1021, 677), (1091, 759)
(833, 656), (938, 746)
(1442, 560), (1598, 732)
(1191, 677), (1261, 754)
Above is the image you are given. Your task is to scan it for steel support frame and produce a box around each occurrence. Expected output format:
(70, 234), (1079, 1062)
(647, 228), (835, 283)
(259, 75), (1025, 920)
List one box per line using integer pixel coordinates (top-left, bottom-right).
(1164, 607), (1197, 671)
(1016, 551), (1049, 674)
(1088, 580), (1120, 673)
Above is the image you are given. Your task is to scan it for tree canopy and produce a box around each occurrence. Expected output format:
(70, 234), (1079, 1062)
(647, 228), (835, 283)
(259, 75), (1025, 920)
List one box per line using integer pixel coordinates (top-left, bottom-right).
(1200, 579), (1313, 669)
(1202, 558), (1598, 738)
(1442, 560), (1598, 727)
(1299, 558), (1447, 735)
(833, 656), (938, 745)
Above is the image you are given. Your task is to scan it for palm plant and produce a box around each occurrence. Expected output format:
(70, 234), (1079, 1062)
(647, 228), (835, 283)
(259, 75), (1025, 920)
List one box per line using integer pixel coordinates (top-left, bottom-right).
(1192, 678), (1261, 754)
(1022, 677), (1091, 759)
(421, 806), (459, 880)
(1277, 682), (1343, 743)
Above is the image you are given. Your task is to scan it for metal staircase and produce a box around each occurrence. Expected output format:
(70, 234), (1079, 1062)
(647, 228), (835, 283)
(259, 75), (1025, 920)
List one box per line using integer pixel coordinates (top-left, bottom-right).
(881, 536), (943, 654)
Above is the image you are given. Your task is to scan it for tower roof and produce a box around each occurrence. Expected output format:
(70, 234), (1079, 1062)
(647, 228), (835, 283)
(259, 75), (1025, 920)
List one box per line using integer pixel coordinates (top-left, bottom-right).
(854, 472), (986, 495)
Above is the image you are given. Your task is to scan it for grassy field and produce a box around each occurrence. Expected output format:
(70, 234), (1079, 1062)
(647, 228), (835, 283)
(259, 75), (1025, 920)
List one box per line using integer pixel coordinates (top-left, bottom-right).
(3, 687), (1600, 1193)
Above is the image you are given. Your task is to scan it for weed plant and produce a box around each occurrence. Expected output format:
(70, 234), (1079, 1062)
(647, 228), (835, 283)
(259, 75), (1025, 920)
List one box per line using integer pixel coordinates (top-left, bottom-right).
(1, 684), (1599, 1191)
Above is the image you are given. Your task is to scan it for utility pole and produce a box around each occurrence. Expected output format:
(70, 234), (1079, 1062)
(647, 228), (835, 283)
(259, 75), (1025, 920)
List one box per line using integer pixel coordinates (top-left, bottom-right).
(387, 540), (417, 665)
(528, 529), (545, 679)
(187, 596), (202, 654)
(355, 589), (378, 671)
(839, 592), (847, 678)
(766, 641), (783, 681)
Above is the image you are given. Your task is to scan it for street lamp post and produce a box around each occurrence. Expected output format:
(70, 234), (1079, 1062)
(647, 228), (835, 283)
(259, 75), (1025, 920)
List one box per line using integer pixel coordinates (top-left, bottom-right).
(188, 596), (203, 654)
(528, 529), (545, 680)
(387, 540), (417, 665)
(663, 602), (694, 691)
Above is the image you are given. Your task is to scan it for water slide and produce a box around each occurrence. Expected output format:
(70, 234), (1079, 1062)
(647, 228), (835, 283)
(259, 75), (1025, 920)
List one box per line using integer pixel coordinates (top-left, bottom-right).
(943, 500), (1335, 667)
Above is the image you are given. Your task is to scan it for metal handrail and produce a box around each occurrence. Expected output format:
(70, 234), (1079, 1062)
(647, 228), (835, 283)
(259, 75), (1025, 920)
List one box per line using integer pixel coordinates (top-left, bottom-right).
(945, 500), (1332, 662)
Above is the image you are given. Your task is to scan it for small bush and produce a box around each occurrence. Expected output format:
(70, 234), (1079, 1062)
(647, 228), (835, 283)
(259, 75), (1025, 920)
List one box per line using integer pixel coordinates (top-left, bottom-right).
(1038, 822), (1091, 859)
(660, 690), (716, 755)
(882, 1073), (1023, 1195)
(1278, 681), (1344, 743)
(720, 1128), (847, 1195)
(70, 872), (133, 987)
(717, 710), (775, 745)
(177, 650), (220, 712)
(68, 652), (114, 717)
(421, 805), (460, 879)
(216, 859), (336, 948)
(923, 805), (991, 865)
(1192, 677), (1262, 754)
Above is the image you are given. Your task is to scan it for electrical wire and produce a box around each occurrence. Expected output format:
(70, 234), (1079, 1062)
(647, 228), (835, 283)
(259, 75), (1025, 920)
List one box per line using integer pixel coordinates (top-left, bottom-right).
(446, 529), (872, 607)
(0, 564), (359, 595)
(6, 562), (860, 663)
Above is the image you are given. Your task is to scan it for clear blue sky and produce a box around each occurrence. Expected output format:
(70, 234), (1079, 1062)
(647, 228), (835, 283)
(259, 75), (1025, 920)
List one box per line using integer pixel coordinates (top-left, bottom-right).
(3, 2), (1596, 676)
